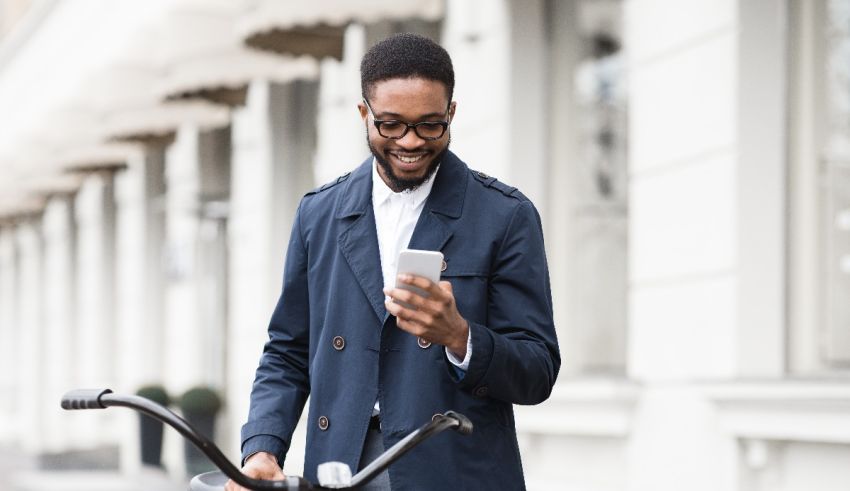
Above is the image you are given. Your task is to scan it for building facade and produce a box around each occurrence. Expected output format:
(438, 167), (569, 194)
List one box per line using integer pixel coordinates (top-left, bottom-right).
(0, 0), (848, 490)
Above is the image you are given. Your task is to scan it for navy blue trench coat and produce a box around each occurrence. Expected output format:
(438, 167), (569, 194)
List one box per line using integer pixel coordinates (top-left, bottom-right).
(241, 151), (560, 490)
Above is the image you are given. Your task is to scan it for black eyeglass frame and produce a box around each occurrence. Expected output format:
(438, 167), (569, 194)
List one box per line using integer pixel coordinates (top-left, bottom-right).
(363, 98), (451, 141)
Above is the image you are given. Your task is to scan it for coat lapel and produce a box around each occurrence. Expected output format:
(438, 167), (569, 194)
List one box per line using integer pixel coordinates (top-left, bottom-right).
(337, 158), (388, 324)
(336, 151), (468, 325)
(407, 151), (466, 261)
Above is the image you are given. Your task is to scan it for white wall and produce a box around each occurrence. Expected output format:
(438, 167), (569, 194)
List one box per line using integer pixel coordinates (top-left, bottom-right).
(624, 0), (739, 489)
(314, 25), (369, 184)
(442, 0), (512, 179)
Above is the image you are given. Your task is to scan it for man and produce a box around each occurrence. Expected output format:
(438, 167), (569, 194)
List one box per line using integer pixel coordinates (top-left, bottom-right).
(227, 33), (560, 490)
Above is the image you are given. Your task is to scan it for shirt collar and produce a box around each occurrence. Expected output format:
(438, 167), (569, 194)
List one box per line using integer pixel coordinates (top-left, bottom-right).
(371, 157), (439, 208)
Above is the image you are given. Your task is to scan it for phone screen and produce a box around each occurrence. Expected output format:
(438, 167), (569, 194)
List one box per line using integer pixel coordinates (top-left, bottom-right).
(394, 249), (443, 308)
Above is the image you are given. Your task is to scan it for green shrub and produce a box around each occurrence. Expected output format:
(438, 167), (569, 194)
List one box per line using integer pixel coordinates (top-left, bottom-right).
(179, 386), (222, 414)
(135, 385), (170, 406)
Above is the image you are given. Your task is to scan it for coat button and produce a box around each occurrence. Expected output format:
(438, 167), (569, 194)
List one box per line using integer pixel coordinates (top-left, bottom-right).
(477, 171), (489, 179)
(332, 336), (345, 351)
(440, 260), (447, 272)
(474, 386), (489, 398)
(417, 337), (432, 349)
(318, 416), (330, 430)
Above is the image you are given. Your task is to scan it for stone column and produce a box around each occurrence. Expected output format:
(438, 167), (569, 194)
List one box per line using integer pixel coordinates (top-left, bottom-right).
(73, 170), (118, 448)
(314, 24), (369, 184)
(226, 78), (318, 467)
(40, 194), (77, 453)
(113, 143), (167, 473)
(158, 123), (231, 475)
(115, 144), (168, 393)
(160, 126), (229, 385)
(162, 126), (204, 395)
(16, 217), (45, 454)
(197, 126), (231, 392)
(442, 0), (511, 178)
(0, 225), (19, 442)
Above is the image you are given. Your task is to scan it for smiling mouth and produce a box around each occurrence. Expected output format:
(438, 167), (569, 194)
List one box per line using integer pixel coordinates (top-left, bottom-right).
(397, 154), (423, 164)
(390, 152), (428, 168)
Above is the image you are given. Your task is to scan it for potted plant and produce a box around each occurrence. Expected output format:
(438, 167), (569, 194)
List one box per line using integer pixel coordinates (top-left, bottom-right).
(135, 384), (170, 467)
(179, 386), (222, 476)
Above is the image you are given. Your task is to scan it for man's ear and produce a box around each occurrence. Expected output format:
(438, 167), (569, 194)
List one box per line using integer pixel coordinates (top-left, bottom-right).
(357, 102), (368, 121)
(448, 101), (457, 123)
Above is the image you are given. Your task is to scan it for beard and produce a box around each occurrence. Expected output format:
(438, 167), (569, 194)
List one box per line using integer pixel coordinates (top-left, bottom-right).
(367, 132), (450, 192)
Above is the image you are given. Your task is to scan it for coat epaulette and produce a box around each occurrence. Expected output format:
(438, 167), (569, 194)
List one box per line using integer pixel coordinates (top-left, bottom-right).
(305, 171), (351, 196)
(470, 169), (528, 201)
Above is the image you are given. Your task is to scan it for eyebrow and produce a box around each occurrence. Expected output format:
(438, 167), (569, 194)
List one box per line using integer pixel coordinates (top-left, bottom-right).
(375, 110), (447, 120)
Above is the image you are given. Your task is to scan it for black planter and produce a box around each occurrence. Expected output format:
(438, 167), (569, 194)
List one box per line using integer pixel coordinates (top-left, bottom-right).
(139, 413), (164, 467)
(182, 410), (216, 476)
(135, 385), (170, 468)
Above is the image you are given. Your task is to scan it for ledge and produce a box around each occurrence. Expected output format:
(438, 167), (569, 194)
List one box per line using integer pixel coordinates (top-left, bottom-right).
(514, 378), (640, 438)
(703, 380), (850, 444)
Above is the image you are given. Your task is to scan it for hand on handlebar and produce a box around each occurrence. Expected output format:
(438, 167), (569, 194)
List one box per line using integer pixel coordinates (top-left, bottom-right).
(224, 452), (285, 491)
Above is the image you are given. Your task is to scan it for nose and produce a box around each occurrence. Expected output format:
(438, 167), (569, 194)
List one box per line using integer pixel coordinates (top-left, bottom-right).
(395, 127), (426, 150)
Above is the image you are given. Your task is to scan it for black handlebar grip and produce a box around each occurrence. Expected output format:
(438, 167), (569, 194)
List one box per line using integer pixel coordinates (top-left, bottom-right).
(60, 389), (113, 410)
(444, 410), (473, 435)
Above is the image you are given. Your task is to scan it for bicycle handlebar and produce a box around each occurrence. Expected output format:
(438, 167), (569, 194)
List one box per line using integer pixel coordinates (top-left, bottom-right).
(61, 388), (472, 490)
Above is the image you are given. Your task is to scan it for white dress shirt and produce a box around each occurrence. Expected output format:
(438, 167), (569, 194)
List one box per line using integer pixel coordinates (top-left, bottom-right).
(371, 160), (472, 414)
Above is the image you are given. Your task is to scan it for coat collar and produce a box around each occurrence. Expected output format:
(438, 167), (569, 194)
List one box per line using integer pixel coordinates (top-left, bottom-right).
(335, 150), (467, 324)
(335, 150), (466, 220)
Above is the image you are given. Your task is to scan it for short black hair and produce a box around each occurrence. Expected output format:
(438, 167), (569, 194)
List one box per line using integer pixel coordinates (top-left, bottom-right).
(360, 33), (454, 102)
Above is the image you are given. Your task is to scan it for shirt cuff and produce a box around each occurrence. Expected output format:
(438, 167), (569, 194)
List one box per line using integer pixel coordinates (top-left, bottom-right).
(241, 434), (287, 467)
(445, 328), (473, 371)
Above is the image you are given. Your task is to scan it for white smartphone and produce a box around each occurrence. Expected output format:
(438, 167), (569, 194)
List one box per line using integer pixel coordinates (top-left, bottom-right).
(394, 249), (444, 309)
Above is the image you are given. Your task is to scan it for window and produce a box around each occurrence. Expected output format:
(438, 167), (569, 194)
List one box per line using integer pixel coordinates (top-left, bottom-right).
(548, 0), (627, 375)
(788, 0), (850, 372)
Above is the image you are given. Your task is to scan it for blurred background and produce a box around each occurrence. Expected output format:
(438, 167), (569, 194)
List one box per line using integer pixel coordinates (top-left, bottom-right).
(0, 0), (848, 490)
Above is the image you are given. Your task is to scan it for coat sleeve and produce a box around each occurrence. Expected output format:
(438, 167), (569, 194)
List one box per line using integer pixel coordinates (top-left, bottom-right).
(240, 200), (311, 464)
(449, 200), (561, 405)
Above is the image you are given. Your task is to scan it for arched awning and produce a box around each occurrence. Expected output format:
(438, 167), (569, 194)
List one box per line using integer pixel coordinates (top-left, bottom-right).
(0, 1), (174, 218)
(156, 1), (319, 107)
(86, 17), (234, 143)
(0, 118), (137, 221)
(238, 0), (444, 60)
(0, 0), (447, 218)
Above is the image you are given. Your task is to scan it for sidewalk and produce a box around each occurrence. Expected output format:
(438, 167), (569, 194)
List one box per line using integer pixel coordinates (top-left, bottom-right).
(0, 447), (186, 491)
(7, 470), (187, 491)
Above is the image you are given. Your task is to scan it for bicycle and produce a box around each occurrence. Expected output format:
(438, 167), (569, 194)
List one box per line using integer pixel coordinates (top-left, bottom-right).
(61, 388), (472, 490)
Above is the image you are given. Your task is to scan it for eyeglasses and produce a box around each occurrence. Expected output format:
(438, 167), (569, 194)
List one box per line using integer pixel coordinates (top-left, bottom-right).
(363, 98), (450, 141)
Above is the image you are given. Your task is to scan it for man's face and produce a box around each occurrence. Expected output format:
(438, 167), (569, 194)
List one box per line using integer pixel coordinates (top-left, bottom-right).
(359, 77), (456, 192)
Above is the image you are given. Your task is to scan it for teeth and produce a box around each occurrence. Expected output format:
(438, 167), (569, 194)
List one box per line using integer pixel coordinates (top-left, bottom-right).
(396, 154), (423, 164)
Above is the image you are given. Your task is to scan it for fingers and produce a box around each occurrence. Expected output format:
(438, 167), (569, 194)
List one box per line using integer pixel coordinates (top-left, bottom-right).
(439, 280), (453, 295)
(225, 480), (246, 491)
(384, 275), (465, 345)
(383, 286), (432, 311)
(384, 297), (433, 331)
(225, 469), (286, 491)
(225, 479), (246, 491)
(383, 275), (451, 311)
(397, 274), (444, 296)
(225, 454), (285, 490)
